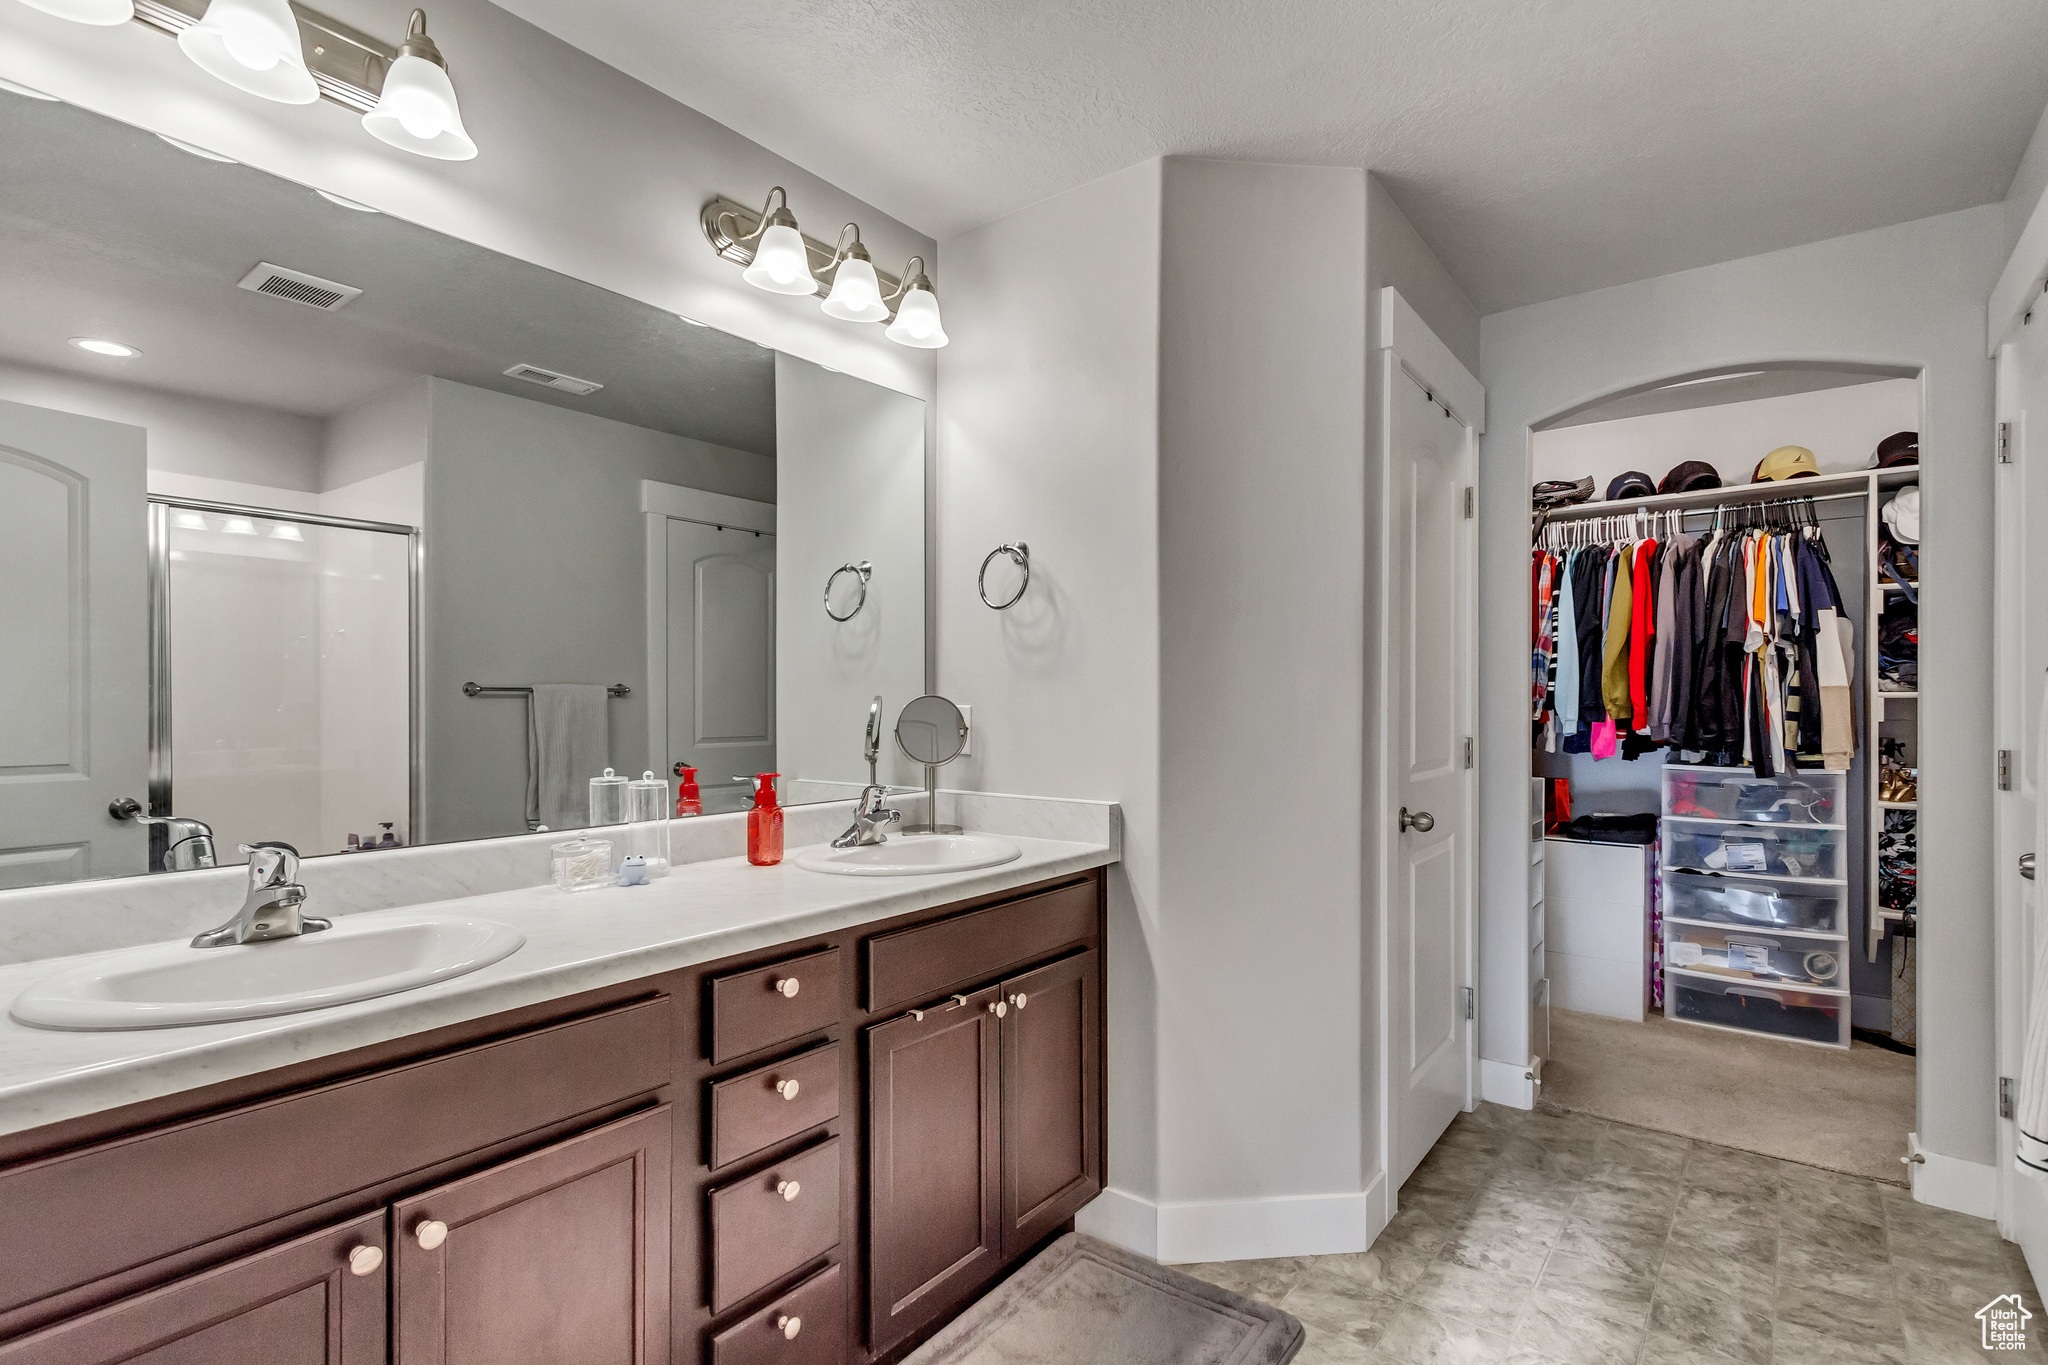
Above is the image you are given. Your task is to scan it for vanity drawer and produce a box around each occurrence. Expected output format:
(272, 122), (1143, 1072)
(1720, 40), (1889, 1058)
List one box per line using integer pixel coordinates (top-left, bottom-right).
(709, 1263), (845, 1365)
(708, 1043), (841, 1170)
(0, 995), (670, 1321)
(707, 1137), (842, 1313)
(865, 880), (1096, 1014)
(709, 948), (842, 1065)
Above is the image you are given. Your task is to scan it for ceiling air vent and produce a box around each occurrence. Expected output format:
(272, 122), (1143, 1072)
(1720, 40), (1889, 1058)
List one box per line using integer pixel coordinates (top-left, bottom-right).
(236, 263), (362, 311)
(503, 364), (604, 397)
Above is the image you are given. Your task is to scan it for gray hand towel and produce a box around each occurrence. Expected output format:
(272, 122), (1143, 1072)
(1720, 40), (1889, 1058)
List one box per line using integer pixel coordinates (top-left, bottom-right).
(527, 684), (609, 832)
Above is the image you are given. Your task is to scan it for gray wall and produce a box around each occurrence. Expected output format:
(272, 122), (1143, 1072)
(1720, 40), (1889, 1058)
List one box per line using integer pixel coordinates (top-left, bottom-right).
(1479, 205), (2006, 1167)
(2006, 98), (2048, 262)
(773, 354), (926, 792)
(323, 380), (429, 493)
(422, 378), (773, 842)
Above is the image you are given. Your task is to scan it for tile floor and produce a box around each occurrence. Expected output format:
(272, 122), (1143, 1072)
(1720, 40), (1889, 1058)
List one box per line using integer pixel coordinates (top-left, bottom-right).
(1178, 1103), (2040, 1364)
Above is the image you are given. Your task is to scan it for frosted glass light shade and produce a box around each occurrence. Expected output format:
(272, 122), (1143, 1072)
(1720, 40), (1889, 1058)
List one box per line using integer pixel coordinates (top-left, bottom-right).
(16, 0), (133, 26)
(178, 0), (317, 104)
(743, 223), (818, 296)
(820, 255), (888, 322)
(885, 287), (948, 348)
(362, 52), (476, 160)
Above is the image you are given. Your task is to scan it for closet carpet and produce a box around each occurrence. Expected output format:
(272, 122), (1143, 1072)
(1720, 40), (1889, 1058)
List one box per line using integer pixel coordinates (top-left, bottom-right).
(1538, 1008), (1913, 1184)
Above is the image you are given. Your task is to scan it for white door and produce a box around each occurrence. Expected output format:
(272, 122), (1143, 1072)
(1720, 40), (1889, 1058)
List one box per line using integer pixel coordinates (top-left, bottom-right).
(1386, 366), (1476, 1190)
(1997, 316), (2048, 1270)
(666, 518), (775, 815)
(0, 399), (149, 887)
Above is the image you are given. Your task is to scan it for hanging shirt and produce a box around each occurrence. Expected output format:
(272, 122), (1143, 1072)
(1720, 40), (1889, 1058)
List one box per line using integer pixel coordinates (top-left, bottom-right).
(1628, 538), (1658, 733)
(1556, 549), (1581, 735)
(1601, 543), (1635, 724)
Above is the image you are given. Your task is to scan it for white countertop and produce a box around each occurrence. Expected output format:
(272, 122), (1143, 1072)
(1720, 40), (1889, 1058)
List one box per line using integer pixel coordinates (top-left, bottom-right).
(0, 833), (1114, 1140)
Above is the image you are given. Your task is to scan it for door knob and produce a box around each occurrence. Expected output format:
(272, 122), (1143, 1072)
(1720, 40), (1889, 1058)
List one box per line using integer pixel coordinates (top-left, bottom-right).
(774, 1077), (800, 1100)
(773, 976), (800, 997)
(776, 1179), (801, 1201)
(1008, 993), (1028, 1010)
(1400, 808), (1435, 833)
(776, 1315), (802, 1340)
(347, 1245), (384, 1276)
(109, 796), (144, 821)
(415, 1219), (448, 1251)
(2024, 853), (2037, 883)
(988, 1000), (1007, 1018)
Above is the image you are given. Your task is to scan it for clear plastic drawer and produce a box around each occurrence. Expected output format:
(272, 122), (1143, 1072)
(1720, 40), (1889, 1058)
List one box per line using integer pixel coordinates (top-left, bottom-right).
(1664, 925), (1846, 990)
(1661, 824), (1840, 881)
(1669, 973), (1843, 1045)
(1663, 873), (1843, 936)
(1662, 769), (1845, 826)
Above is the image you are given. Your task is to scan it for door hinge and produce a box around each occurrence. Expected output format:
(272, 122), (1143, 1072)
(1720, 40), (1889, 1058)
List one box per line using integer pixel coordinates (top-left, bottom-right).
(2002, 1075), (2017, 1120)
(1463, 486), (1475, 519)
(1999, 421), (2013, 464)
(1463, 736), (1474, 770)
(1999, 749), (2014, 792)
(1462, 986), (1475, 1021)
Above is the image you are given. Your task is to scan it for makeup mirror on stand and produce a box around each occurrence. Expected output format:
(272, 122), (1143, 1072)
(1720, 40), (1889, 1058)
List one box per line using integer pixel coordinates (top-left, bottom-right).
(896, 695), (968, 834)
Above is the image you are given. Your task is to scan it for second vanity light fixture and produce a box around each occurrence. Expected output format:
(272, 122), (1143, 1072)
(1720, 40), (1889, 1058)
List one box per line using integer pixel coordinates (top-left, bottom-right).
(704, 188), (948, 349)
(17, 0), (476, 159)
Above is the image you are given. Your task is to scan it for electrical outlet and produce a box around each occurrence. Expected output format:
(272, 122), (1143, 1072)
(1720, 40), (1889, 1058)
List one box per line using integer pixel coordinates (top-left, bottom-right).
(960, 704), (973, 756)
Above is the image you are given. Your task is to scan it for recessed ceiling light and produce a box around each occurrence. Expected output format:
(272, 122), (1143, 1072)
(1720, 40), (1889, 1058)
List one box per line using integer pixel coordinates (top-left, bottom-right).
(70, 337), (140, 357)
(0, 77), (60, 101)
(1659, 370), (1765, 390)
(156, 134), (238, 164)
(314, 188), (380, 213)
(679, 315), (709, 327)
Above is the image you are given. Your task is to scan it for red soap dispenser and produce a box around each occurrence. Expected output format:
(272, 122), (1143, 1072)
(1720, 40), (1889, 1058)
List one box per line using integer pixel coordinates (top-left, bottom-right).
(746, 773), (784, 866)
(673, 763), (701, 817)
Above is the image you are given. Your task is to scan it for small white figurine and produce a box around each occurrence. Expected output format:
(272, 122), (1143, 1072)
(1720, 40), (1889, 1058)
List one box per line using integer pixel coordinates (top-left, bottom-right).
(616, 855), (652, 887)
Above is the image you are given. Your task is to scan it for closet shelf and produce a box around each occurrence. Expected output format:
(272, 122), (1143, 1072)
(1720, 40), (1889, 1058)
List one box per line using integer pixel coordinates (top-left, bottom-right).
(1664, 815), (1846, 831)
(1538, 467), (1886, 521)
(1878, 581), (1920, 593)
(1879, 690), (1919, 701)
(1662, 914), (1846, 942)
(1878, 800), (1917, 811)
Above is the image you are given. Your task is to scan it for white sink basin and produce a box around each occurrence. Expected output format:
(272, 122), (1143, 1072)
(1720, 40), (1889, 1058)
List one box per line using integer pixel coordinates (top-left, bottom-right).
(10, 913), (526, 1031)
(794, 833), (1023, 877)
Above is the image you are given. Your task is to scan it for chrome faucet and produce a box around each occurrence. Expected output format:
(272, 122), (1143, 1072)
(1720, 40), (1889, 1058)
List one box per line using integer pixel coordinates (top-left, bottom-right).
(832, 785), (902, 849)
(191, 842), (331, 948)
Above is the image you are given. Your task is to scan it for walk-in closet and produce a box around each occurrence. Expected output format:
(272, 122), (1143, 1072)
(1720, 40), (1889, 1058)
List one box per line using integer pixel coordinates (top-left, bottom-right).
(1525, 370), (1921, 1183)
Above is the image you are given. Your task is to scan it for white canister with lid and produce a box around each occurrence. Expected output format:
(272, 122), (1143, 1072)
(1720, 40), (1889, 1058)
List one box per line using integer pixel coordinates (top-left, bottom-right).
(624, 770), (671, 877)
(588, 767), (629, 828)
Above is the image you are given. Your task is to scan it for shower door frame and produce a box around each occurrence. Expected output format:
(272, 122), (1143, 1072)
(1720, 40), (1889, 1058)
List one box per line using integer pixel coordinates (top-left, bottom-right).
(146, 495), (423, 847)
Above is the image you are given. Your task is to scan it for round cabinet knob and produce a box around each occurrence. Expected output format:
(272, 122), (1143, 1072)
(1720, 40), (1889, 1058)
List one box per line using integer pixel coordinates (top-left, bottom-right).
(415, 1219), (449, 1251)
(776, 1315), (802, 1340)
(776, 1179), (801, 1201)
(773, 977), (800, 998)
(347, 1244), (384, 1277)
(1009, 993), (1028, 1011)
(988, 1000), (1007, 1018)
(774, 1077), (800, 1101)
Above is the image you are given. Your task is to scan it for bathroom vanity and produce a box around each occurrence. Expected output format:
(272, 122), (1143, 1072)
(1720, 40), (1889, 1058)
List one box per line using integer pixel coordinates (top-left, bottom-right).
(0, 861), (1107, 1365)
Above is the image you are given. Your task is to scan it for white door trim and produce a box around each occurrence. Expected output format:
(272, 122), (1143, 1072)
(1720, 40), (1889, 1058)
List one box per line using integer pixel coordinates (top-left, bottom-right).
(1375, 287), (1483, 1202)
(641, 480), (777, 778)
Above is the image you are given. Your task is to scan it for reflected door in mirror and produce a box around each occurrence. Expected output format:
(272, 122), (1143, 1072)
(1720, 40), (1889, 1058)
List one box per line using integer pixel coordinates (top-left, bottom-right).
(667, 519), (775, 815)
(0, 400), (148, 888)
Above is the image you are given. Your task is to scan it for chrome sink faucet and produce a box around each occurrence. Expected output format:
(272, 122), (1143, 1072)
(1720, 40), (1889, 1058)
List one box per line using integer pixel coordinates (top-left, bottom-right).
(832, 786), (902, 849)
(191, 842), (331, 948)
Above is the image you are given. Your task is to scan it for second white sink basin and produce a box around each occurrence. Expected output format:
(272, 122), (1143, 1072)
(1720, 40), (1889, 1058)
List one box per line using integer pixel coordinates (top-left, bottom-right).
(795, 833), (1023, 877)
(10, 913), (526, 1031)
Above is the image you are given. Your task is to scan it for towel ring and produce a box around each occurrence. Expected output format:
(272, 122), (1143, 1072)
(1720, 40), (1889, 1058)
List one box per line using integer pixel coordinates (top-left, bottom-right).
(825, 561), (873, 622)
(978, 542), (1030, 610)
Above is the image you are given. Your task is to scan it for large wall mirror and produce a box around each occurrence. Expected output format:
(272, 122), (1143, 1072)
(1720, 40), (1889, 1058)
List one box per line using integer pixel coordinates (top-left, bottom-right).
(0, 93), (927, 890)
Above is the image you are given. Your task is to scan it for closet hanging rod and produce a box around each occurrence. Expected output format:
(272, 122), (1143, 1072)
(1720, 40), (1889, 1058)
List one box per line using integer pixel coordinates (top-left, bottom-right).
(463, 682), (632, 698)
(1538, 468), (1884, 521)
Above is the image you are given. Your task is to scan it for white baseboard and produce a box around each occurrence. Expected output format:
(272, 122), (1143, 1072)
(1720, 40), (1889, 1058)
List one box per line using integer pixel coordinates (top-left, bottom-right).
(1084, 1173), (1390, 1265)
(1480, 1057), (1538, 1109)
(1909, 1132), (1998, 1219)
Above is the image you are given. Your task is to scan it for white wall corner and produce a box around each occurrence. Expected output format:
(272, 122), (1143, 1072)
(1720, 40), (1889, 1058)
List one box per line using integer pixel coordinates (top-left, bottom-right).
(1075, 1187), (1160, 1260)
(1149, 1176), (1388, 1265)
(1908, 1132), (1998, 1220)
(1480, 1057), (1538, 1110)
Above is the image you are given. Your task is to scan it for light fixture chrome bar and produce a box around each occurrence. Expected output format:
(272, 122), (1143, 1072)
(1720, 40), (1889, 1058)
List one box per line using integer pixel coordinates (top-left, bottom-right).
(132, 0), (397, 112)
(702, 195), (904, 297)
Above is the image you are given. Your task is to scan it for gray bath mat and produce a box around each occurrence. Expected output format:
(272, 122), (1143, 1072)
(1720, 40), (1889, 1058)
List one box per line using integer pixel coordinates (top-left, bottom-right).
(902, 1233), (1303, 1365)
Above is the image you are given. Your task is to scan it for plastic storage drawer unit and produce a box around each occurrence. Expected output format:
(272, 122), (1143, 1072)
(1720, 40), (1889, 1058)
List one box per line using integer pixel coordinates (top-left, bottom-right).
(1663, 873), (1844, 936)
(1669, 973), (1842, 1045)
(1664, 925), (1845, 990)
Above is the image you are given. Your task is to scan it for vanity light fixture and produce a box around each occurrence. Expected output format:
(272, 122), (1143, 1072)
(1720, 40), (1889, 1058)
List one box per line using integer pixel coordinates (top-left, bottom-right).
(732, 188), (819, 296)
(157, 133), (239, 163)
(361, 10), (475, 161)
(269, 523), (304, 540)
(69, 337), (140, 357)
(818, 225), (890, 323)
(882, 258), (947, 349)
(0, 77), (61, 99)
(179, 0), (319, 104)
(221, 517), (259, 535)
(15, 0), (133, 27)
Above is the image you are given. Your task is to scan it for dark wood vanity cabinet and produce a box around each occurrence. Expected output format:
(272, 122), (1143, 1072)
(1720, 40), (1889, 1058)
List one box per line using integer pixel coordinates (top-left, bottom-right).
(0, 868), (1105, 1365)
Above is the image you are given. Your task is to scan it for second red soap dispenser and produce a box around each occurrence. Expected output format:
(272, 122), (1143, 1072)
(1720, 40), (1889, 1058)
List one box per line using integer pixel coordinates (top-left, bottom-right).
(746, 773), (783, 865)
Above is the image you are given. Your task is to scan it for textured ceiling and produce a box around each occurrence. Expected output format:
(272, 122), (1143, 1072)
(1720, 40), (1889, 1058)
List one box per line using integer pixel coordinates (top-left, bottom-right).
(490, 0), (2048, 313)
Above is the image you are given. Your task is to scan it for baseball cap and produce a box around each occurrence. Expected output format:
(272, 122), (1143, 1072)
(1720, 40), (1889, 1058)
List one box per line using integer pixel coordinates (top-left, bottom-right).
(1658, 460), (1722, 494)
(1870, 432), (1918, 469)
(1752, 446), (1819, 481)
(1606, 470), (1656, 500)
(1882, 486), (1920, 544)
